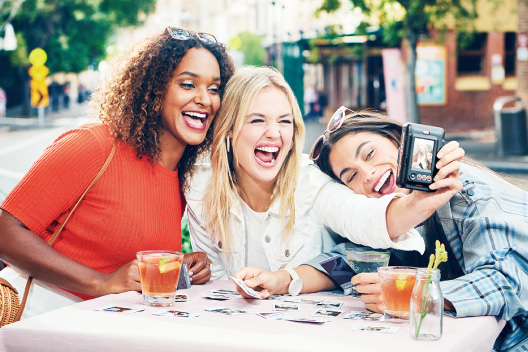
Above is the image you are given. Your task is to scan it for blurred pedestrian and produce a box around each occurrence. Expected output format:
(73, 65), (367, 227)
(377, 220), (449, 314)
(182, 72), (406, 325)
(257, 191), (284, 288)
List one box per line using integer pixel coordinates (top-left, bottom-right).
(303, 85), (317, 119)
(0, 86), (6, 117)
(0, 26), (234, 319)
(77, 83), (86, 104)
(49, 81), (60, 112)
(317, 90), (327, 120)
(63, 83), (70, 109)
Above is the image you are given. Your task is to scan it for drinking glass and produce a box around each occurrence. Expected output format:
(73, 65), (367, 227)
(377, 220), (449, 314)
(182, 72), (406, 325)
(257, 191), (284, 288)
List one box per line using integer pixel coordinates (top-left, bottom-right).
(347, 247), (390, 296)
(378, 266), (417, 322)
(137, 250), (184, 307)
(347, 247), (391, 273)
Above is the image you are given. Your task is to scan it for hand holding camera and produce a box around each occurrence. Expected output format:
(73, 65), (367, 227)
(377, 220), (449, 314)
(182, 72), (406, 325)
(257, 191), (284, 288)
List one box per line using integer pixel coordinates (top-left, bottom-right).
(396, 122), (465, 219)
(396, 123), (446, 192)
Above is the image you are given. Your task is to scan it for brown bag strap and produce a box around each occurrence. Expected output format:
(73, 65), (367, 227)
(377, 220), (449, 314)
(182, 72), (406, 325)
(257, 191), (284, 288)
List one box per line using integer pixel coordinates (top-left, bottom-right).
(0, 278), (17, 294)
(14, 139), (117, 322)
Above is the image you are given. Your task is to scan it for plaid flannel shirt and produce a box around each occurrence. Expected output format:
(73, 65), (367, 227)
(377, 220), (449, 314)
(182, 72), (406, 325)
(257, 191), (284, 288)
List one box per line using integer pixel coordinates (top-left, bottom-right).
(305, 164), (528, 352)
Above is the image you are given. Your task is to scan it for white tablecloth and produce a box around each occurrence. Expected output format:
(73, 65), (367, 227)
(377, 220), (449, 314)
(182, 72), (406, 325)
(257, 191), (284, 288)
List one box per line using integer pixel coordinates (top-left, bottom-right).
(0, 280), (505, 352)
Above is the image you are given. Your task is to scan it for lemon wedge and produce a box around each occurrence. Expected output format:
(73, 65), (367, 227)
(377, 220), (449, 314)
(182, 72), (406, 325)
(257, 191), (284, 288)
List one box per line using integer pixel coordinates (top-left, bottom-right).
(158, 258), (181, 273)
(395, 274), (409, 291)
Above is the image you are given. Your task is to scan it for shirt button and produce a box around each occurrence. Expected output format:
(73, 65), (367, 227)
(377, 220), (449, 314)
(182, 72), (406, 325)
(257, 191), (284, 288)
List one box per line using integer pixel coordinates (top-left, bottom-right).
(467, 189), (474, 196)
(285, 249), (290, 257)
(218, 241), (222, 249)
(265, 235), (271, 243)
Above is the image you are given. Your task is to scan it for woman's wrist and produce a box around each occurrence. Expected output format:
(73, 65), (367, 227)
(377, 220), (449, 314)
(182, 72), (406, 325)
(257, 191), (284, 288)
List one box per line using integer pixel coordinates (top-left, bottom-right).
(273, 269), (293, 294)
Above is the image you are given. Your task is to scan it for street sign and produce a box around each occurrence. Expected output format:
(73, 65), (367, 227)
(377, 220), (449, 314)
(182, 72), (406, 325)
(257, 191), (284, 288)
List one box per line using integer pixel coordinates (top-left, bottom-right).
(28, 48), (49, 108)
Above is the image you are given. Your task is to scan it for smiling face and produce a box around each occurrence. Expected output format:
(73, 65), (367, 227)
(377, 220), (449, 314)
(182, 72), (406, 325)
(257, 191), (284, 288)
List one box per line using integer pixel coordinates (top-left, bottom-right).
(328, 132), (410, 198)
(232, 86), (294, 191)
(160, 47), (221, 152)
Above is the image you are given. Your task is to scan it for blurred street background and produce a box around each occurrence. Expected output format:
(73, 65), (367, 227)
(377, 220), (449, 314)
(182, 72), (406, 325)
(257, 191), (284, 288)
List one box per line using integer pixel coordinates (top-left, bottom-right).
(0, 0), (528, 201)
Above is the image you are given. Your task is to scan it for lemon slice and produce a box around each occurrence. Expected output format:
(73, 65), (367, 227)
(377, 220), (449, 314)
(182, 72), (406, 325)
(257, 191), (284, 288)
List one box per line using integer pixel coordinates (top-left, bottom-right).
(395, 274), (409, 291)
(158, 258), (181, 273)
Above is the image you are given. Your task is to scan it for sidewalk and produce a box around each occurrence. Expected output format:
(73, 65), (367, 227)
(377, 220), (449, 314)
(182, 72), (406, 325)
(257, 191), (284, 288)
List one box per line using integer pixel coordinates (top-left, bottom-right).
(0, 102), (92, 133)
(446, 130), (528, 174)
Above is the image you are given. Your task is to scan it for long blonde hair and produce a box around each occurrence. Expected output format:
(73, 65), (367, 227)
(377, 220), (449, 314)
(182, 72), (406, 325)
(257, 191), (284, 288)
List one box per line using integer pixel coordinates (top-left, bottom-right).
(203, 66), (305, 252)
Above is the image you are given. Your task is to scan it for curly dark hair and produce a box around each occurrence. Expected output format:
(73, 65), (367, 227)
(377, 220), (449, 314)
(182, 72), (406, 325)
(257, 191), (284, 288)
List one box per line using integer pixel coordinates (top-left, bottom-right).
(90, 31), (235, 188)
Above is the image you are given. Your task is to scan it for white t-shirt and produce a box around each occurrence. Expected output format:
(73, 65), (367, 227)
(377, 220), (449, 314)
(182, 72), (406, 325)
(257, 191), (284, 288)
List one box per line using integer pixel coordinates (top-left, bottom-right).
(241, 201), (271, 271)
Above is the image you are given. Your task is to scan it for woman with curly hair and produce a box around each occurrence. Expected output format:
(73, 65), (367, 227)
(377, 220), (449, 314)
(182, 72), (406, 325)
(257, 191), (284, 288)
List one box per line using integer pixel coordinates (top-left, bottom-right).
(0, 27), (234, 319)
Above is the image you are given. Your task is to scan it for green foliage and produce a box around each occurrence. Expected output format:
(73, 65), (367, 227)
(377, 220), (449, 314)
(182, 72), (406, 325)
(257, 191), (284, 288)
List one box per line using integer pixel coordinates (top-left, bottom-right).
(317, 0), (341, 14)
(233, 31), (266, 66)
(318, 0), (478, 45)
(306, 25), (363, 64)
(8, 0), (155, 74)
(181, 216), (192, 254)
(99, 0), (155, 27)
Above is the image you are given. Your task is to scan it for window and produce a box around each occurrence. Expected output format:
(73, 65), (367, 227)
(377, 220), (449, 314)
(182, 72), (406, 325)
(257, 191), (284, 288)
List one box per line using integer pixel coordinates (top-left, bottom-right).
(505, 32), (516, 75)
(457, 33), (487, 74)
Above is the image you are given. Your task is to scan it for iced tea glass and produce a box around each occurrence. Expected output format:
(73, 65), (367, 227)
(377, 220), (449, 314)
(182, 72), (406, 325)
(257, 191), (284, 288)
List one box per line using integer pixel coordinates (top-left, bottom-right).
(137, 250), (184, 307)
(378, 266), (417, 322)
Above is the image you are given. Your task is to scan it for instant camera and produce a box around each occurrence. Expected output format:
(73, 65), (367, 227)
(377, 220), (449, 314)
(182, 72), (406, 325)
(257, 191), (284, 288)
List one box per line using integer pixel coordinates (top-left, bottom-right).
(396, 123), (445, 192)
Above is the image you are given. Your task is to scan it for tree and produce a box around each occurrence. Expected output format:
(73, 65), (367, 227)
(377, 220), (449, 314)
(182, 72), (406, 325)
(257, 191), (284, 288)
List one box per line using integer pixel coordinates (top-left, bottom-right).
(318, 0), (478, 123)
(518, 0), (528, 108)
(0, 0), (155, 112)
(230, 31), (267, 66)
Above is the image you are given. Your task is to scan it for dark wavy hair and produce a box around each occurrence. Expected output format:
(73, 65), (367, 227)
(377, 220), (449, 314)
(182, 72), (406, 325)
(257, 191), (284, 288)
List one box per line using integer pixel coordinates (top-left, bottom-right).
(315, 110), (402, 182)
(314, 109), (488, 280)
(90, 31), (235, 188)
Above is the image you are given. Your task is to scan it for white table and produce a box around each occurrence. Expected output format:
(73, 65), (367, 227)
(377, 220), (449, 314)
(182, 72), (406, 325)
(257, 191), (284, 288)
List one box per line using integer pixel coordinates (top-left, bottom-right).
(0, 280), (505, 352)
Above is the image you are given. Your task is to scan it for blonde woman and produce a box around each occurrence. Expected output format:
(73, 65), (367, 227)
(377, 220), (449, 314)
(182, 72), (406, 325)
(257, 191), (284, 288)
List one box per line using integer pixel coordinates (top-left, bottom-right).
(185, 66), (462, 287)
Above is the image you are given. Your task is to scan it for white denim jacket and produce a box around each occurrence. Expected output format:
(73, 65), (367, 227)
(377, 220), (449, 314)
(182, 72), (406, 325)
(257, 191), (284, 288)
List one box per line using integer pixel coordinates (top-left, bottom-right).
(185, 154), (424, 280)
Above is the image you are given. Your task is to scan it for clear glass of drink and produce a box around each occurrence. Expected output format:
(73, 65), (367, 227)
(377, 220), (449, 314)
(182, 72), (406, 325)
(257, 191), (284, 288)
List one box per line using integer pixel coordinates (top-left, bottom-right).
(347, 247), (391, 296)
(347, 247), (391, 273)
(378, 266), (417, 322)
(137, 250), (184, 307)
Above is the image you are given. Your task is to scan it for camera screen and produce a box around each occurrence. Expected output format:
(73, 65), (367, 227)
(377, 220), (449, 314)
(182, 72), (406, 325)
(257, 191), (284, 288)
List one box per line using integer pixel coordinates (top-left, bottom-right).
(411, 137), (434, 172)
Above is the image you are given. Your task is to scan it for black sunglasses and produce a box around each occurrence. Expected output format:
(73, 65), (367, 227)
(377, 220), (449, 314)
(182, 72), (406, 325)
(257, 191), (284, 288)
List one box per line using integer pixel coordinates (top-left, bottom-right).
(309, 106), (354, 161)
(165, 26), (218, 44)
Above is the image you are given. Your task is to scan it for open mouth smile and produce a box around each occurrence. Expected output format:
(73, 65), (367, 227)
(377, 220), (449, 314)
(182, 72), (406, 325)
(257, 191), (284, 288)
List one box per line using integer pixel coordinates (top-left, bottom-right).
(372, 169), (396, 195)
(183, 111), (208, 130)
(254, 145), (280, 167)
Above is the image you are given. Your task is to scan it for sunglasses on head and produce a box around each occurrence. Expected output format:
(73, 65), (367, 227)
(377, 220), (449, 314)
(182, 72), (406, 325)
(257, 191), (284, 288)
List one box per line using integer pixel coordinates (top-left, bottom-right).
(165, 26), (218, 44)
(309, 106), (354, 161)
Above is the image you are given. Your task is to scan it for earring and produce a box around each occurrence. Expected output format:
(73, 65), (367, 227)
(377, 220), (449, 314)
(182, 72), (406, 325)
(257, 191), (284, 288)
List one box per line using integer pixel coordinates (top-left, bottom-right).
(226, 137), (230, 153)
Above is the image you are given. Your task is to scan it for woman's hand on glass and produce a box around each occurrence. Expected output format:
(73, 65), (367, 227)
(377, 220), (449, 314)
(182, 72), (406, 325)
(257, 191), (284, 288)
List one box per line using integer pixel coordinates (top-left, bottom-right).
(351, 272), (385, 313)
(99, 259), (142, 296)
